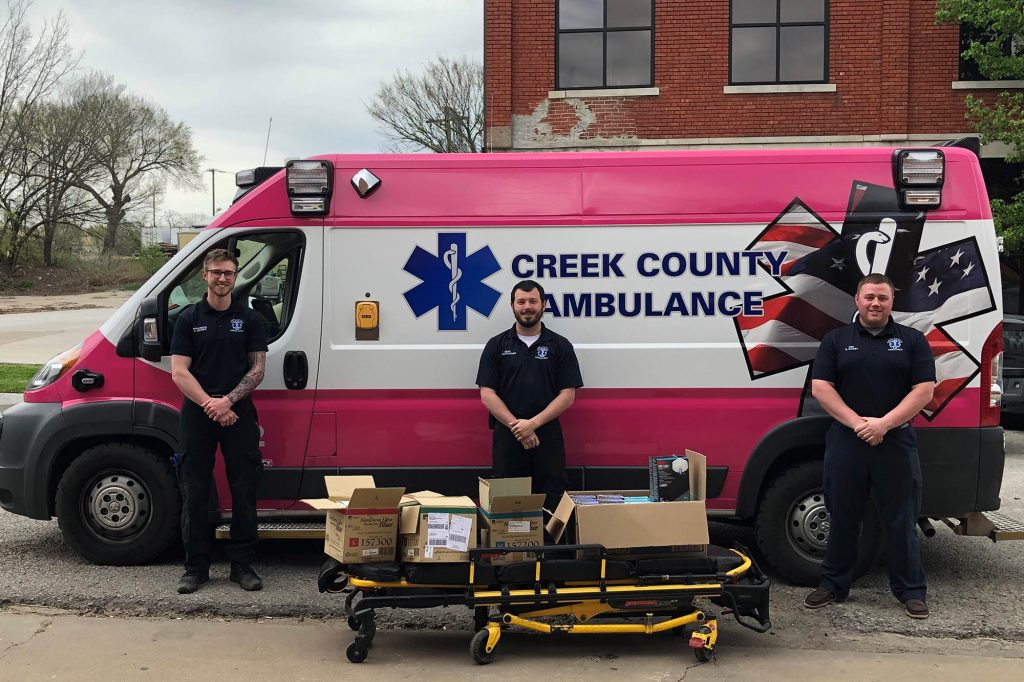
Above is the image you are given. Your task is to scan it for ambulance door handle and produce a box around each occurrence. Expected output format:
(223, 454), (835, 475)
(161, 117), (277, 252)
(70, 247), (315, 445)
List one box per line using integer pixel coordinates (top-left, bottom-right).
(283, 350), (308, 390)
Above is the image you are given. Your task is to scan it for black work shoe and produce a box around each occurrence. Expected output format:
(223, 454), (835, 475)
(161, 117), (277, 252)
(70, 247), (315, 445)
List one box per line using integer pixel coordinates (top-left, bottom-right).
(803, 587), (839, 609)
(904, 598), (929, 619)
(176, 572), (209, 594)
(230, 567), (264, 591)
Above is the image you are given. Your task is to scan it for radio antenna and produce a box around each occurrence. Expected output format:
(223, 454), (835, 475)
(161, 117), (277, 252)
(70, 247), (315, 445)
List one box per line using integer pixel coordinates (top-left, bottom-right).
(262, 117), (273, 166)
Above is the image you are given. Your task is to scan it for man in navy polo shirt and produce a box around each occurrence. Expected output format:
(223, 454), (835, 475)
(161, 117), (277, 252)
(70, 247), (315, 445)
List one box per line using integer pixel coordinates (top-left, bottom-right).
(170, 248), (268, 594)
(476, 279), (584, 512)
(804, 273), (935, 619)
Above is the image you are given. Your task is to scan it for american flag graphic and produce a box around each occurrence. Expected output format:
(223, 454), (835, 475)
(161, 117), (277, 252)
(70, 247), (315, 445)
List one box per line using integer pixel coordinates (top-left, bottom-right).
(736, 182), (995, 418)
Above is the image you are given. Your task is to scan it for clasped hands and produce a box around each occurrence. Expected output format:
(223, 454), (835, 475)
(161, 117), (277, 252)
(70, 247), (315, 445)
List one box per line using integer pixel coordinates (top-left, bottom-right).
(853, 416), (889, 446)
(203, 396), (237, 427)
(509, 418), (540, 450)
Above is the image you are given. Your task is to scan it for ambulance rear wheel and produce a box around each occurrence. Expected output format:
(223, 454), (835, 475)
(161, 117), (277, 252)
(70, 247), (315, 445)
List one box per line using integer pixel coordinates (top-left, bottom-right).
(55, 443), (180, 566)
(470, 628), (495, 665)
(755, 460), (882, 587)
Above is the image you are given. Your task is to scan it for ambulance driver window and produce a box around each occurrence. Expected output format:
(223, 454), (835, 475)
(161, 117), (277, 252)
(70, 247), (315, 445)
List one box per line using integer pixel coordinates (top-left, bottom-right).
(163, 232), (304, 349)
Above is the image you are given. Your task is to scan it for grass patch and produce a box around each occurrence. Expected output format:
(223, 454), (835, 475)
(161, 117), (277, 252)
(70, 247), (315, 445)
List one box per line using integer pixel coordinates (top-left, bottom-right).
(0, 363), (38, 393)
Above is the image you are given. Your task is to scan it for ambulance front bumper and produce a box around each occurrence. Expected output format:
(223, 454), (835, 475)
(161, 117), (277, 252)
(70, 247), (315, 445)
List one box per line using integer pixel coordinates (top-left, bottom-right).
(0, 401), (64, 520)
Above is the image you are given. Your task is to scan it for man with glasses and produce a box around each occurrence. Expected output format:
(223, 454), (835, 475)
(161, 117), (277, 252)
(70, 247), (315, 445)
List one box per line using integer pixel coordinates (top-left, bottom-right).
(170, 248), (268, 594)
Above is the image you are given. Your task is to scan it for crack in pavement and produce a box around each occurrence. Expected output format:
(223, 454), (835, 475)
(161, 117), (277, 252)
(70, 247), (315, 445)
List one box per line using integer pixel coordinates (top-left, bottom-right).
(0, 617), (54, 660)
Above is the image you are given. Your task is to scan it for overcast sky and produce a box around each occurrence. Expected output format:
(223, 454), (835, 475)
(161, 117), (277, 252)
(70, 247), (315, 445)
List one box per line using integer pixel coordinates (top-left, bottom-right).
(28, 0), (483, 220)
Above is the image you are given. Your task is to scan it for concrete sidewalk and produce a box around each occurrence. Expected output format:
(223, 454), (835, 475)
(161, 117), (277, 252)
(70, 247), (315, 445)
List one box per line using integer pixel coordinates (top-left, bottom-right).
(1, 607), (1022, 681)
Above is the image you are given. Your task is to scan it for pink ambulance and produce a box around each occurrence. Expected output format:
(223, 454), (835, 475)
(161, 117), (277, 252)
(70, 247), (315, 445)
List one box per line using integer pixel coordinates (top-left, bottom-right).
(0, 146), (1013, 584)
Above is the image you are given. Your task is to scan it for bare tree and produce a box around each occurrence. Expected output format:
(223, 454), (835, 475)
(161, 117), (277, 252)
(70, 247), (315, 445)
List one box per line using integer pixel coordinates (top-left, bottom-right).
(366, 54), (484, 153)
(0, 0), (79, 270)
(28, 86), (103, 265)
(72, 73), (202, 254)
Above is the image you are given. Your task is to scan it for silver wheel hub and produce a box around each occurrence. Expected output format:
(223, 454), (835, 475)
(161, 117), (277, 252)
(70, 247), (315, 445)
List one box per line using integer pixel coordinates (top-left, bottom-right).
(86, 473), (151, 535)
(787, 491), (830, 560)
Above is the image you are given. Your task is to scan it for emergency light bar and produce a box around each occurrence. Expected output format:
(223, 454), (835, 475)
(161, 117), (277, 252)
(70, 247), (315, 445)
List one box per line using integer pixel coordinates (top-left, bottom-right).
(893, 149), (944, 210)
(286, 159), (333, 216)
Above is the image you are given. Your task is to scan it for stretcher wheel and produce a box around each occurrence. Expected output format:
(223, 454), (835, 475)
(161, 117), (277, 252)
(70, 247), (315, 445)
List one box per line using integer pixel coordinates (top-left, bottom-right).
(693, 646), (713, 663)
(347, 615), (361, 631)
(470, 628), (495, 665)
(346, 642), (368, 663)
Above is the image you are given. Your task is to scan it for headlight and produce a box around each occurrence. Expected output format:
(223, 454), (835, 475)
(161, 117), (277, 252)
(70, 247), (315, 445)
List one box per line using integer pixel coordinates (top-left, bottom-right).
(27, 344), (82, 391)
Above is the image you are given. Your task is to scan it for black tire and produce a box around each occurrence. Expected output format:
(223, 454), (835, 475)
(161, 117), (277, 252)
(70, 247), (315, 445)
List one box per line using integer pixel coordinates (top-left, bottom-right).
(347, 615), (361, 632)
(55, 442), (180, 566)
(470, 628), (495, 665)
(693, 645), (713, 663)
(755, 460), (882, 587)
(346, 642), (368, 664)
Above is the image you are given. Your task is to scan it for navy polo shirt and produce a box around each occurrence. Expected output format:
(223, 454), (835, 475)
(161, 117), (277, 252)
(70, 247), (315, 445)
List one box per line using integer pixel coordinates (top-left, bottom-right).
(476, 323), (584, 429)
(811, 317), (935, 419)
(170, 295), (268, 396)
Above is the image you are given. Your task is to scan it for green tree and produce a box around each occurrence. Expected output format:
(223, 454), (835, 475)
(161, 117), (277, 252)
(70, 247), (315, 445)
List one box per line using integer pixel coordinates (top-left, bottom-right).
(937, 1), (1024, 249)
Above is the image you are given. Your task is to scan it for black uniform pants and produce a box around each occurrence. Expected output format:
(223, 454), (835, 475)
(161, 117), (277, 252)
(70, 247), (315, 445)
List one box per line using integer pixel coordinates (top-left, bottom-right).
(179, 399), (263, 574)
(820, 423), (926, 602)
(491, 421), (568, 513)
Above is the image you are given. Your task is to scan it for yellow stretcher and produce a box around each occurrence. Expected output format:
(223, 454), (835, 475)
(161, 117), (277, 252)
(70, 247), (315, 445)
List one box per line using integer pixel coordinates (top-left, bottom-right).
(317, 544), (772, 665)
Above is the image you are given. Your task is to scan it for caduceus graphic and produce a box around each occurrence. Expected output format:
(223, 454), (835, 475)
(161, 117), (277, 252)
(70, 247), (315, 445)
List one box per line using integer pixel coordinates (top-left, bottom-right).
(443, 242), (461, 321)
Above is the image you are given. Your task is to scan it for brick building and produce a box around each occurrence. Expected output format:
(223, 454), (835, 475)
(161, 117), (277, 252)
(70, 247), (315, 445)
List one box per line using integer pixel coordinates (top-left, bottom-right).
(483, 0), (1021, 194)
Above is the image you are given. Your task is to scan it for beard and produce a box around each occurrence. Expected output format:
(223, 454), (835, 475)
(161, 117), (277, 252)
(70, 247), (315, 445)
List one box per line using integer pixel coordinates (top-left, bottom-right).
(514, 309), (542, 329)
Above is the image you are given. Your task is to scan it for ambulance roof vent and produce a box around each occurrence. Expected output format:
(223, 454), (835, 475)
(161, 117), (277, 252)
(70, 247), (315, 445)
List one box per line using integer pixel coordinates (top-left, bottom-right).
(351, 169), (381, 199)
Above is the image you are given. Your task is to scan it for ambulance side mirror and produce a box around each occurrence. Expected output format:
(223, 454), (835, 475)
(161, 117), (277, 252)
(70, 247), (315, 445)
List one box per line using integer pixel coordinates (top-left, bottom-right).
(139, 295), (163, 362)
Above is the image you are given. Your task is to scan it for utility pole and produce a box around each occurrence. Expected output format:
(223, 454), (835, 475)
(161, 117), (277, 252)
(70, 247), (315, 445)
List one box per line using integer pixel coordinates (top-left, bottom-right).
(205, 168), (232, 215)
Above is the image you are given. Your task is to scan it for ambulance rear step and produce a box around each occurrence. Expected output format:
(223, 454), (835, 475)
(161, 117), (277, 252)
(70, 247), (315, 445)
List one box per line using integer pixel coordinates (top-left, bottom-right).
(215, 521), (325, 540)
(940, 511), (1024, 541)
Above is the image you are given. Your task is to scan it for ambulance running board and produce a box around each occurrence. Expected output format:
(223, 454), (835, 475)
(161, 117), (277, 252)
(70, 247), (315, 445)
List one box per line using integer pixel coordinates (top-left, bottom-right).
(215, 522), (326, 540)
(940, 512), (1024, 541)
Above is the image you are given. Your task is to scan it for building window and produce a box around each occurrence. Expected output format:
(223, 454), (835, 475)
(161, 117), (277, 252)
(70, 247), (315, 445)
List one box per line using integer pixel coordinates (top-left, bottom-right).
(730, 0), (828, 85)
(958, 24), (1021, 81)
(556, 0), (654, 89)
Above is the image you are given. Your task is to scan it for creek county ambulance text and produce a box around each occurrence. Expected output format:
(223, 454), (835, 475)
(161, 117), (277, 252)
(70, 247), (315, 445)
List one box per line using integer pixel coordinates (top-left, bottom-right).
(510, 249), (787, 318)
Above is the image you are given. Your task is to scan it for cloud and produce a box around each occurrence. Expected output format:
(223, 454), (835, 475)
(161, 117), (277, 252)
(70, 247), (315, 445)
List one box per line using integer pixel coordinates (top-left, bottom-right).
(26, 0), (483, 216)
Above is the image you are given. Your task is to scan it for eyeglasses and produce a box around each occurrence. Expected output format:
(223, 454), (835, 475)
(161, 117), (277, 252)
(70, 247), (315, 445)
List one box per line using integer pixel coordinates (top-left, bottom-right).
(205, 269), (238, 279)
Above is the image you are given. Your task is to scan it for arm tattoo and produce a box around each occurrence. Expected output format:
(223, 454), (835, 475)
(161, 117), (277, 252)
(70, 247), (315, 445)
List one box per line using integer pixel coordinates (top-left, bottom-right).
(227, 351), (266, 404)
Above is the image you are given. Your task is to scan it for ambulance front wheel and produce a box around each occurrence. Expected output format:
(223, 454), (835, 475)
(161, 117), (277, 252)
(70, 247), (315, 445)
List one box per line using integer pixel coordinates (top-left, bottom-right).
(755, 460), (882, 587)
(55, 442), (180, 566)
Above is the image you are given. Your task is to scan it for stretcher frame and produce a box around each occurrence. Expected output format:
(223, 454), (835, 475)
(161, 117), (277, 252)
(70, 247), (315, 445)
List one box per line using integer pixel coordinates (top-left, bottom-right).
(321, 544), (772, 664)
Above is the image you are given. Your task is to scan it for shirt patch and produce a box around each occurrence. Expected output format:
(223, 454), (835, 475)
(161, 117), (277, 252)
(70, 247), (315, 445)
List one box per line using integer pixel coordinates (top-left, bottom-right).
(887, 338), (903, 351)
(535, 346), (549, 359)
(501, 349), (517, 356)
(192, 326), (208, 333)
(843, 345), (858, 351)
(230, 319), (245, 333)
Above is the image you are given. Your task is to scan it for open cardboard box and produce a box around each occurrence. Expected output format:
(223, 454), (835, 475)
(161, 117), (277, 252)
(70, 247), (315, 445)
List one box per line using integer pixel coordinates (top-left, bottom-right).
(478, 477), (545, 565)
(546, 451), (709, 557)
(399, 493), (478, 563)
(302, 476), (405, 564)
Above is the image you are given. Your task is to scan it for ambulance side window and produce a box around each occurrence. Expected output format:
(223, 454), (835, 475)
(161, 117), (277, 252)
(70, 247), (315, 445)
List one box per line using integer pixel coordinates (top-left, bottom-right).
(164, 231), (304, 348)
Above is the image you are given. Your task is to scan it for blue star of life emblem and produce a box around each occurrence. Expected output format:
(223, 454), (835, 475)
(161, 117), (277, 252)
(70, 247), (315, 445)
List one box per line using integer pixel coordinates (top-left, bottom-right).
(402, 233), (501, 330)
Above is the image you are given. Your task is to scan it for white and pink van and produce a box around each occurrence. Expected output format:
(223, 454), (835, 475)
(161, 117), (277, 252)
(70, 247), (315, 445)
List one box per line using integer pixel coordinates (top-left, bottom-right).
(0, 146), (1012, 584)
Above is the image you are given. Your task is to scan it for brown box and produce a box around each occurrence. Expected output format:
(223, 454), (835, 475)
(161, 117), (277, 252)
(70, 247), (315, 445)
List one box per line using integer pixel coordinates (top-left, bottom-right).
(400, 494), (478, 563)
(302, 476), (405, 564)
(478, 477), (545, 564)
(546, 451), (709, 557)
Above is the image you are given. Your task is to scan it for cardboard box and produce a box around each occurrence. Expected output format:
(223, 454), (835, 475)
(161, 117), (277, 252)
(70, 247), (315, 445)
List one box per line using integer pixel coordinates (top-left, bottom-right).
(302, 476), (405, 564)
(478, 477), (545, 564)
(400, 493), (478, 562)
(547, 451), (709, 557)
